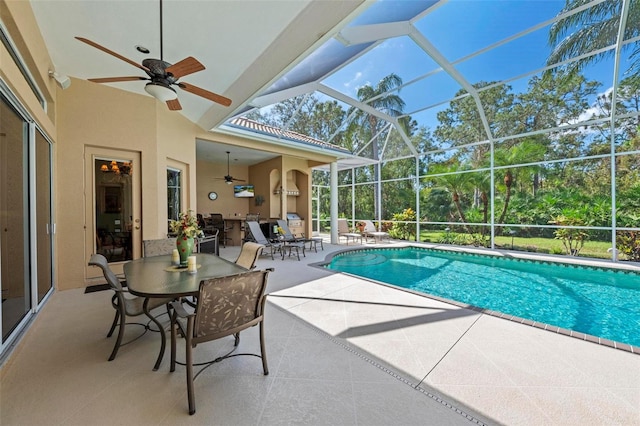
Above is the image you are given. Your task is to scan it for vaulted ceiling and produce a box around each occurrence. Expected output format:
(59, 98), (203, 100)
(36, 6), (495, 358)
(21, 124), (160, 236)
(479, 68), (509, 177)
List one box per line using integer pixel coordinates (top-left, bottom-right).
(30, 0), (366, 132)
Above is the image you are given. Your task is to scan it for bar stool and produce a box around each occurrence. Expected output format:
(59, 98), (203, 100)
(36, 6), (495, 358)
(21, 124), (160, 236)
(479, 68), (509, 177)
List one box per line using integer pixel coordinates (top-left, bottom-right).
(223, 220), (234, 247)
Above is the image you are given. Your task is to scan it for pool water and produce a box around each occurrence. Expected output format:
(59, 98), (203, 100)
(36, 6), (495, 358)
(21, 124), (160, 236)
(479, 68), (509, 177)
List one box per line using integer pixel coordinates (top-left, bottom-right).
(325, 247), (640, 348)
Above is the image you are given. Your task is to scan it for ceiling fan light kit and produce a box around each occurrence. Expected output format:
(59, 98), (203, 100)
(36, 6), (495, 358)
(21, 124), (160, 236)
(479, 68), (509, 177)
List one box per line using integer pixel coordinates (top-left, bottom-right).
(215, 151), (245, 184)
(144, 82), (177, 101)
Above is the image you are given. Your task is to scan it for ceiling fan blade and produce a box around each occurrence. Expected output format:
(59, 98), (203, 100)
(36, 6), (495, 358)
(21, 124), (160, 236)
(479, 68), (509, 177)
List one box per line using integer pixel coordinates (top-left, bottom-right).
(166, 99), (182, 111)
(165, 57), (205, 79)
(88, 76), (149, 83)
(233, 178), (246, 182)
(75, 37), (150, 73)
(176, 82), (232, 107)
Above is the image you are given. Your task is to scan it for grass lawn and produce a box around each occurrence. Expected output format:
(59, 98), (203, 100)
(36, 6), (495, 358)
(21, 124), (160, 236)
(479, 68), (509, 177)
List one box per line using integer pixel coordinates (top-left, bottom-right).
(419, 231), (614, 260)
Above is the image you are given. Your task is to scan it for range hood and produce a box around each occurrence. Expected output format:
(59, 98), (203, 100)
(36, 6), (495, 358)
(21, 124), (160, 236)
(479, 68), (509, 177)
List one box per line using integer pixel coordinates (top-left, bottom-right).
(273, 178), (300, 196)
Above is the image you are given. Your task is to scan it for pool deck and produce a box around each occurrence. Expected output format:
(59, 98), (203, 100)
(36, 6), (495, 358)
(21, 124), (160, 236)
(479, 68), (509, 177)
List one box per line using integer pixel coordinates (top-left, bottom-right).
(1, 239), (638, 425)
(268, 240), (640, 425)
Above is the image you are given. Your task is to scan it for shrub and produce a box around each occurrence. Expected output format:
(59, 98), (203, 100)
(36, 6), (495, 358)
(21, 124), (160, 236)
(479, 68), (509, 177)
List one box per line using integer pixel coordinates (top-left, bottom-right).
(389, 208), (416, 240)
(549, 214), (589, 256)
(469, 233), (490, 247)
(617, 231), (640, 261)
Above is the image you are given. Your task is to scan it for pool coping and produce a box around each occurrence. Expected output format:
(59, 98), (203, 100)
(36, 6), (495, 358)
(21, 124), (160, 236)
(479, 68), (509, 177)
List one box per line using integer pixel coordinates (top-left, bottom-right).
(310, 242), (640, 355)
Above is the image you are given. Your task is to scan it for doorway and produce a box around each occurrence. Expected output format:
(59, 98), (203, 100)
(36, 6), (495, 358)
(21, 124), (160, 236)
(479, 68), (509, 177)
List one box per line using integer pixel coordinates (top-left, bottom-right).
(85, 148), (141, 279)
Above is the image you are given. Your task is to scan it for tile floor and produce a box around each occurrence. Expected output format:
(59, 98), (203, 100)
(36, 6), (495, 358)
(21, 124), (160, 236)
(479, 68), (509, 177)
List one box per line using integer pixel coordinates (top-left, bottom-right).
(1, 240), (638, 425)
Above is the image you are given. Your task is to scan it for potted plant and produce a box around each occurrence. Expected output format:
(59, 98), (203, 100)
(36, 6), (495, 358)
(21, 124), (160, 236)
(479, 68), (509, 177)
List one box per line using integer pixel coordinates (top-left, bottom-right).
(169, 210), (204, 266)
(355, 221), (366, 233)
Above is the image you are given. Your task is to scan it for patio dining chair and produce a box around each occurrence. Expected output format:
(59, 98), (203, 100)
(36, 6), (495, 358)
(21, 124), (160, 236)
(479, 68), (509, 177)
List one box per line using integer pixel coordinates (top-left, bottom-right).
(234, 241), (264, 270)
(88, 254), (173, 361)
(143, 237), (176, 257)
(170, 268), (272, 415)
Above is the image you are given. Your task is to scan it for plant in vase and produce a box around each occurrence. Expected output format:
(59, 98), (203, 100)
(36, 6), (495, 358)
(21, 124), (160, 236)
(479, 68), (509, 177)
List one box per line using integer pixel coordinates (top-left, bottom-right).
(355, 221), (366, 233)
(169, 210), (204, 266)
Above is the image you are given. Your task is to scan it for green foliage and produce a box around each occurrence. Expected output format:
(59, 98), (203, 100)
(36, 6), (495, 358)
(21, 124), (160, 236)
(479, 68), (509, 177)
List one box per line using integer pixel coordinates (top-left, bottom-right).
(389, 208), (416, 240)
(618, 186), (640, 228)
(469, 233), (490, 247)
(255, 69), (640, 263)
(549, 214), (590, 256)
(617, 231), (640, 261)
(547, 0), (639, 76)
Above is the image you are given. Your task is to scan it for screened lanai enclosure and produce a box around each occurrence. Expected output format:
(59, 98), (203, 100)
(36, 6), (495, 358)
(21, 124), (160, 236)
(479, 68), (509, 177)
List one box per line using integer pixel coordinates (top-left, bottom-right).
(233, 0), (640, 262)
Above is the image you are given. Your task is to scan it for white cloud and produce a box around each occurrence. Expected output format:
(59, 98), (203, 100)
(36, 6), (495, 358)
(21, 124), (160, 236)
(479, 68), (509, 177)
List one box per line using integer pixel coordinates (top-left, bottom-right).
(343, 71), (363, 90)
(570, 86), (614, 124)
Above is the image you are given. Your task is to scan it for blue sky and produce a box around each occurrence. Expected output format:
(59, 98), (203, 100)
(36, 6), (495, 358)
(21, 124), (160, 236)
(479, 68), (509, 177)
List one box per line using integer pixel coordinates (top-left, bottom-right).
(321, 0), (619, 131)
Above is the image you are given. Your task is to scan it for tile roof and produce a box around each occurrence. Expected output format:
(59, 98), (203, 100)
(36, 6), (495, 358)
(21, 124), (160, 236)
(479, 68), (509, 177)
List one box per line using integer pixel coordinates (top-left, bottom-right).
(227, 117), (351, 155)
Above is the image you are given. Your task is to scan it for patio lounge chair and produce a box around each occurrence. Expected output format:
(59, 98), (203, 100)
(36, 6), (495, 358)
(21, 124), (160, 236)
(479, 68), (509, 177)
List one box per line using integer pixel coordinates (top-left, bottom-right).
(337, 218), (362, 245)
(245, 221), (282, 260)
(362, 220), (389, 243)
(276, 219), (308, 242)
(276, 219), (307, 261)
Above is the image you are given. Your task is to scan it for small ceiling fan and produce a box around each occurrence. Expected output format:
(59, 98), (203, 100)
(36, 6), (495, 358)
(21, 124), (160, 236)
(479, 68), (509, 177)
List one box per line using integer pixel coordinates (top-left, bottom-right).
(75, 0), (231, 111)
(215, 151), (245, 184)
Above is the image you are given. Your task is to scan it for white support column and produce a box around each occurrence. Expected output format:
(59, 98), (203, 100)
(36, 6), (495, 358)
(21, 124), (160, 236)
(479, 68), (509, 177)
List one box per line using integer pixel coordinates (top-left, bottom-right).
(415, 156), (420, 241)
(330, 161), (339, 244)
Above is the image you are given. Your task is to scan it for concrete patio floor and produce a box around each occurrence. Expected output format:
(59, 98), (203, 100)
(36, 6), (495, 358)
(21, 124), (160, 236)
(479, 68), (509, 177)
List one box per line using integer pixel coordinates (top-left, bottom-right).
(1, 239), (638, 425)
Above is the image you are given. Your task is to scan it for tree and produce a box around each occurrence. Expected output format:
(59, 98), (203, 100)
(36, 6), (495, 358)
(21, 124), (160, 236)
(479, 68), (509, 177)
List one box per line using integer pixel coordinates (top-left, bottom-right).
(494, 140), (546, 224)
(547, 0), (640, 75)
(346, 74), (407, 219)
(432, 165), (473, 230)
(516, 71), (600, 130)
(435, 82), (516, 167)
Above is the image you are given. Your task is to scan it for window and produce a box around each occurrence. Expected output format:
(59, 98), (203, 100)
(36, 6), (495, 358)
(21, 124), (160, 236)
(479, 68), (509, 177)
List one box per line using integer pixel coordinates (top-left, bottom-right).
(167, 168), (181, 232)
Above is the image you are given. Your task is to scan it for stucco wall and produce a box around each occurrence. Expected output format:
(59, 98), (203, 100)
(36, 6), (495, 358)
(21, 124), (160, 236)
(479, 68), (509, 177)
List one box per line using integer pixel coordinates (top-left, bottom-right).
(196, 158), (251, 218)
(55, 78), (203, 288)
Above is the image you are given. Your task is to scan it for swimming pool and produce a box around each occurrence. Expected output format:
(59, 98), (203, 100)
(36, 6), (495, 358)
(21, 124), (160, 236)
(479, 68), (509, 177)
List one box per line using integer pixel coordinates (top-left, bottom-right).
(325, 247), (640, 349)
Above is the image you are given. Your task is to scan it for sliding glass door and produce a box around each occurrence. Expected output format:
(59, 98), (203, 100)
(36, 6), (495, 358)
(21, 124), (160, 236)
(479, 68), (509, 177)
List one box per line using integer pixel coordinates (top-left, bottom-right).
(0, 89), (54, 354)
(0, 95), (30, 341)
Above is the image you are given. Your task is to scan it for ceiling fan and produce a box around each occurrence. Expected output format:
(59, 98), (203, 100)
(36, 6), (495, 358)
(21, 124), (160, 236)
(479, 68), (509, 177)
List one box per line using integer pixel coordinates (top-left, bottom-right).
(216, 151), (245, 184)
(75, 0), (231, 111)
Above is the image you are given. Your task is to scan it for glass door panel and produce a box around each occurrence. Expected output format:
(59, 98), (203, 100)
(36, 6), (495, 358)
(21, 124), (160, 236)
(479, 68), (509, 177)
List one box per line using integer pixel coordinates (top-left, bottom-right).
(85, 148), (141, 279)
(0, 97), (31, 341)
(35, 129), (53, 303)
(95, 159), (133, 263)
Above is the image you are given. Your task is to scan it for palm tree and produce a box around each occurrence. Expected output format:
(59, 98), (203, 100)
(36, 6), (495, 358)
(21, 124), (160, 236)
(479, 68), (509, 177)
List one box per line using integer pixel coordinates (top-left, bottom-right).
(434, 166), (473, 232)
(347, 74), (406, 219)
(547, 0), (640, 75)
(468, 171), (491, 227)
(494, 141), (546, 224)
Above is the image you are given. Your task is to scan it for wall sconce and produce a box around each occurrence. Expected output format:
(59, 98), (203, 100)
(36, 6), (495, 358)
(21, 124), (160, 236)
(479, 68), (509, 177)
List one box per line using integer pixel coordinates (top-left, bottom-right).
(255, 195), (265, 206)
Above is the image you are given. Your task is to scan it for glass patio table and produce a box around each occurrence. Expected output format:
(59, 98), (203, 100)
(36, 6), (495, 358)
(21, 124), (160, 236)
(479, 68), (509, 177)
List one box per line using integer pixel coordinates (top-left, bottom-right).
(124, 253), (247, 370)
